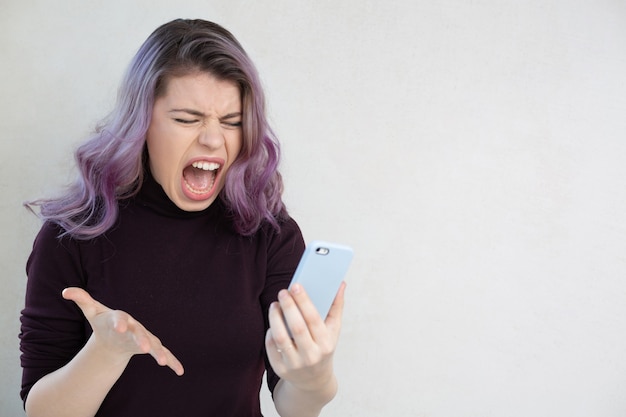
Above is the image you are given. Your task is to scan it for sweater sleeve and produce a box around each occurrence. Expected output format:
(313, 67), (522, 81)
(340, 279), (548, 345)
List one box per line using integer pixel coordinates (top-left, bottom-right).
(19, 222), (89, 404)
(260, 217), (305, 394)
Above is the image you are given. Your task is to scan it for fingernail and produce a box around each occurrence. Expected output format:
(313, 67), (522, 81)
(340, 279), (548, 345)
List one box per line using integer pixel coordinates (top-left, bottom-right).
(291, 284), (302, 294)
(278, 289), (288, 299)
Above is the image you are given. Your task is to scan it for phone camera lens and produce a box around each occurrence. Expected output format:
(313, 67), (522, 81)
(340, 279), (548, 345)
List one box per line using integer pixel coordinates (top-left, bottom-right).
(315, 247), (330, 255)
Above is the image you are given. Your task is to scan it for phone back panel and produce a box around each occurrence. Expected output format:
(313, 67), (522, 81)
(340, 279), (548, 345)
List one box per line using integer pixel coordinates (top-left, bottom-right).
(289, 241), (354, 319)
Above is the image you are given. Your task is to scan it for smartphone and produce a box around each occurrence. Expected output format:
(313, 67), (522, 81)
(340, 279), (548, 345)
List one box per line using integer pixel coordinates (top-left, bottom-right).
(288, 241), (354, 320)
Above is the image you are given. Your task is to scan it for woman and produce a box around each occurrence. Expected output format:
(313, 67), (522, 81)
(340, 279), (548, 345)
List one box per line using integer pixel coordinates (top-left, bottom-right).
(20, 19), (344, 417)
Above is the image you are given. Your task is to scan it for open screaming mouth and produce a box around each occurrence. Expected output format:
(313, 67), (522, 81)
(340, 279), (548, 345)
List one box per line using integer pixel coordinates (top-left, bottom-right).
(183, 161), (220, 195)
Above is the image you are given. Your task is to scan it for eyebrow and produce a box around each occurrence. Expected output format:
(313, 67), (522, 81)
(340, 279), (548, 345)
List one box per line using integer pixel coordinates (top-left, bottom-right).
(169, 108), (242, 119)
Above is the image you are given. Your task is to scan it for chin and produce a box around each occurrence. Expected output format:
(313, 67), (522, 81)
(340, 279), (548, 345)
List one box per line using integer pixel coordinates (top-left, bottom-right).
(175, 197), (217, 212)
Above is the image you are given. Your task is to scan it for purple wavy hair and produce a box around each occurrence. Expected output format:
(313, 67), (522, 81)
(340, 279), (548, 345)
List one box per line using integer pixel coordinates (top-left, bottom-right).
(28, 19), (288, 239)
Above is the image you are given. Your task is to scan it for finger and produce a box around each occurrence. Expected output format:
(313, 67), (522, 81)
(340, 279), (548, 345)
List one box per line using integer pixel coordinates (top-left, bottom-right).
(165, 348), (185, 376)
(150, 344), (185, 376)
(62, 287), (110, 319)
(111, 313), (129, 333)
(264, 327), (296, 376)
(324, 281), (347, 332)
(287, 284), (327, 341)
(145, 332), (166, 360)
(124, 319), (153, 354)
(265, 329), (285, 372)
(265, 328), (278, 352)
(267, 300), (291, 343)
(267, 301), (299, 358)
(277, 289), (314, 347)
(127, 321), (185, 376)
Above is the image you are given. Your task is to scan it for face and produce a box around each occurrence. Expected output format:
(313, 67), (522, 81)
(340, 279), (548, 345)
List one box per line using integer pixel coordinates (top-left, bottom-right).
(146, 72), (243, 211)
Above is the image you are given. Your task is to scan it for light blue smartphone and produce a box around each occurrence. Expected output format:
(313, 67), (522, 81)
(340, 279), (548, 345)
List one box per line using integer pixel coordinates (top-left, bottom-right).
(288, 241), (354, 320)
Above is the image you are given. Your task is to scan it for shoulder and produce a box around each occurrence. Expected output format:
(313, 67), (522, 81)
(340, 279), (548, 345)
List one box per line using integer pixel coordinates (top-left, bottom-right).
(262, 215), (305, 271)
(264, 215), (304, 248)
(27, 221), (90, 283)
(30, 221), (76, 255)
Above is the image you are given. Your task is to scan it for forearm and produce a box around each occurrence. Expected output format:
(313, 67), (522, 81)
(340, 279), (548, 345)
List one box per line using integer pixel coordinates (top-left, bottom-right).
(25, 335), (130, 417)
(273, 374), (338, 417)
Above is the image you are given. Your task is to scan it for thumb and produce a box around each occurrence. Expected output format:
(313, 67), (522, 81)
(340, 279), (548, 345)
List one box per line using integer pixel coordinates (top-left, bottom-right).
(325, 281), (346, 328)
(62, 287), (109, 319)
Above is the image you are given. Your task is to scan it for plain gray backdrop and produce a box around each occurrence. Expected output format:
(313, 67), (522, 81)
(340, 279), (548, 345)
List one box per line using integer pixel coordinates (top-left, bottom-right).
(2, 1), (626, 416)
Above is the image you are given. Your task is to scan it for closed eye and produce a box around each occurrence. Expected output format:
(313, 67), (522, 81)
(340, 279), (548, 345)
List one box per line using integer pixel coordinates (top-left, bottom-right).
(222, 121), (242, 128)
(220, 111), (243, 129)
(174, 118), (198, 125)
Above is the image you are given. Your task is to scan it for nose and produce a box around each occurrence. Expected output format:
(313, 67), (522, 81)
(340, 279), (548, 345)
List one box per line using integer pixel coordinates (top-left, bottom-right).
(198, 120), (224, 150)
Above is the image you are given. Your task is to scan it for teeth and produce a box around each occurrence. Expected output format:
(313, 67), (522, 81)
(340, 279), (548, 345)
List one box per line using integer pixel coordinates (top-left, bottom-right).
(191, 161), (220, 171)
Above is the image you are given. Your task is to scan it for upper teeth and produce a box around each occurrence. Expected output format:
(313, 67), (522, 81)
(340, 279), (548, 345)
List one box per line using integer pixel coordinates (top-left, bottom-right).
(192, 161), (220, 171)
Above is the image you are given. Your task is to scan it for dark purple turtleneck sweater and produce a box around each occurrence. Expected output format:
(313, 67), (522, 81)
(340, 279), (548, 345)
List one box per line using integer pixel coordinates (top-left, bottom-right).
(19, 171), (304, 416)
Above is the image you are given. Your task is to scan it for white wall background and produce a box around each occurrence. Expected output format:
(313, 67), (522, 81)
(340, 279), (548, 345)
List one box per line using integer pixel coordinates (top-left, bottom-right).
(2, 1), (625, 416)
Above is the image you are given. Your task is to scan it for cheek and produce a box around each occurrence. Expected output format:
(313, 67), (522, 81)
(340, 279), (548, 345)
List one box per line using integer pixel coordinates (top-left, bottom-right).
(146, 133), (178, 183)
(228, 133), (244, 162)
